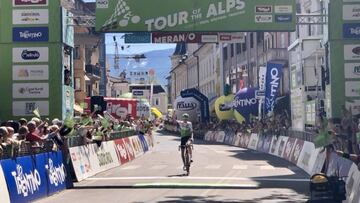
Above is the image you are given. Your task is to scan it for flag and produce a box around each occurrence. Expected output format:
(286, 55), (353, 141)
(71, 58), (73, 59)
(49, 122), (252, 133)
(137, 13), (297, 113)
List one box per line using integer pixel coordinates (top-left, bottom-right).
(64, 114), (74, 128)
(81, 117), (92, 126)
(314, 131), (333, 148)
(33, 108), (41, 118)
(98, 114), (110, 129)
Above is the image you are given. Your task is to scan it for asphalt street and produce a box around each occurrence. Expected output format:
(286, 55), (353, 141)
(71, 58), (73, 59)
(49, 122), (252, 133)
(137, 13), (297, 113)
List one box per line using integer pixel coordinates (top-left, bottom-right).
(36, 131), (310, 203)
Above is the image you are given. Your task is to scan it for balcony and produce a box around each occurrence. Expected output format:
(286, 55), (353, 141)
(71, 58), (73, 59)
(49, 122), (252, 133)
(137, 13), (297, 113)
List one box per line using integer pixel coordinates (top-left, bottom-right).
(85, 64), (101, 79)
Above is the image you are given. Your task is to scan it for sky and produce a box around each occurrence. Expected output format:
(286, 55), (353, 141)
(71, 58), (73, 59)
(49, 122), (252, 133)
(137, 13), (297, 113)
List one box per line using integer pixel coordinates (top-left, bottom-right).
(105, 33), (176, 55)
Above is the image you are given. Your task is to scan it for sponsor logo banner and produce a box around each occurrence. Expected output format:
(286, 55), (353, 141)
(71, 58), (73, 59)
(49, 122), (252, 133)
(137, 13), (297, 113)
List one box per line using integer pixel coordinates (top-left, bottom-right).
(218, 32), (245, 43)
(290, 139), (304, 164)
(344, 44), (360, 60)
(345, 81), (360, 97)
(0, 165), (11, 203)
(42, 152), (67, 195)
(238, 133), (251, 148)
(124, 32), (151, 43)
(275, 15), (292, 23)
(343, 4), (360, 21)
(13, 27), (49, 42)
(255, 5), (272, 13)
(265, 62), (283, 114)
(248, 134), (259, 150)
(13, 0), (48, 6)
(69, 145), (94, 182)
(96, 0), (295, 32)
(255, 15), (273, 23)
(13, 47), (49, 63)
(12, 100), (49, 116)
(216, 131), (226, 143)
(257, 134), (272, 153)
(13, 83), (49, 98)
(13, 9), (49, 25)
(282, 137), (296, 161)
(201, 34), (218, 43)
(13, 65), (49, 81)
(345, 63), (360, 79)
(277, 136), (289, 157)
(345, 164), (360, 202)
(275, 5), (293, 13)
(138, 135), (149, 152)
(129, 136), (144, 157)
(96, 0), (109, 8)
(343, 23), (360, 39)
(152, 32), (207, 43)
(1, 155), (48, 202)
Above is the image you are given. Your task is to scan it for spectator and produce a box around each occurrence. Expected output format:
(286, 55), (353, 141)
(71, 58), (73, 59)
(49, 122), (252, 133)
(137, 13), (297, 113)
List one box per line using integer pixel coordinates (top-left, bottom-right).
(17, 126), (28, 141)
(18, 118), (27, 127)
(26, 121), (43, 144)
(0, 127), (6, 158)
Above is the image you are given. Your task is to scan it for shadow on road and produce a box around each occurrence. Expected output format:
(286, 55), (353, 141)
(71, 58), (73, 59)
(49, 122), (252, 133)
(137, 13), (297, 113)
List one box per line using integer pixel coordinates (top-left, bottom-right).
(154, 193), (307, 203)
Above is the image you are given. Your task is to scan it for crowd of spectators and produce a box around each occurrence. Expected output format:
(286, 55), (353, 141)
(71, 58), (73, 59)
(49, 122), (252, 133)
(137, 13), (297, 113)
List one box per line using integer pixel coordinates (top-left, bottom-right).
(0, 112), (155, 160)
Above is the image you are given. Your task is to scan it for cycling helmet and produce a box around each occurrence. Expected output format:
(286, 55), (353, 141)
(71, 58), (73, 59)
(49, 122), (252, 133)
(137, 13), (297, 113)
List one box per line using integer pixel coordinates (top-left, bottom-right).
(182, 113), (189, 119)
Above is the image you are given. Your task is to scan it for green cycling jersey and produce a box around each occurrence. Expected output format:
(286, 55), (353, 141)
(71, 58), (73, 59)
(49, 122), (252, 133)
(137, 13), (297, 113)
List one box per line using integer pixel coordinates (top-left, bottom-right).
(178, 120), (193, 138)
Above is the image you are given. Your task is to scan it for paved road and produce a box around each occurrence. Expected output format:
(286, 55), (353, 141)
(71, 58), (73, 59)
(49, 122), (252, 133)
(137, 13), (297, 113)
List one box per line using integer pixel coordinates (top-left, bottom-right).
(36, 131), (310, 203)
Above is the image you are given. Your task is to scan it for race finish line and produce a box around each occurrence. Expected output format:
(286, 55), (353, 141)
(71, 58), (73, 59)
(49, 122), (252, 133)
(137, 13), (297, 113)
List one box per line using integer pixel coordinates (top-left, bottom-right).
(87, 176), (309, 182)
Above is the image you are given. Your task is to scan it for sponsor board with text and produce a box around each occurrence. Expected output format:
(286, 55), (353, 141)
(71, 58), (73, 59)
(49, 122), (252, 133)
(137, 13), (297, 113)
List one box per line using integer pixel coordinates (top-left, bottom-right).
(255, 6), (272, 13)
(12, 47), (48, 63)
(13, 9), (49, 25)
(12, 100), (49, 116)
(255, 15), (273, 23)
(343, 4), (360, 21)
(345, 81), (360, 97)
(344, 44), (360, 60)
(13, 0), (48, 7)
(343, 23), (360, 39)
(13, 65), (49, 80)
(13, 27), (49, 42)
(274, 5), (293, 13)
(345, 63), (360, 79)
(13, 83), (49, 98)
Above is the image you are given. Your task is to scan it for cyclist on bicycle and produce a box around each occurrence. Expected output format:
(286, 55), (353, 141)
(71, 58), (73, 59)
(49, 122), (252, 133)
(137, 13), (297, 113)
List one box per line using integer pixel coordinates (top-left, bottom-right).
(178, 113), (193, 170)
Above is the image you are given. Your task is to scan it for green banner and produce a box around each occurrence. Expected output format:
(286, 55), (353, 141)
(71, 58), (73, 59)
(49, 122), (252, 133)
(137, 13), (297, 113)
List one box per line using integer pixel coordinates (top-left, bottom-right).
(96, 0), (296, 32)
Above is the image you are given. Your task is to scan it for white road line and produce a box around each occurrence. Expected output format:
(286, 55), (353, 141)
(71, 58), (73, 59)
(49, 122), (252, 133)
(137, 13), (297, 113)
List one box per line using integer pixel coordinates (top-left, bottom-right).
(121, 165), (141, 170)
(149, 165), (168, 170)
(205, 165), (221, 169)
(87, 176), (309, 182)
(260, 165), (276, 170)
(232, 165), (248, 170)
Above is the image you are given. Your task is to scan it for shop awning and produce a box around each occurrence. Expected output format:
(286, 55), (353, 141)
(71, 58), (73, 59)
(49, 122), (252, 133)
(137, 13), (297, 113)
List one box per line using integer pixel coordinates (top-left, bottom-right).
(151, 107), (163, 118)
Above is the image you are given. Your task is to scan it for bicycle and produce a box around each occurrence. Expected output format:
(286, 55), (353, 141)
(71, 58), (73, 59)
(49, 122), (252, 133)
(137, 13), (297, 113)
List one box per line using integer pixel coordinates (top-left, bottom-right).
(179, 139), (193, 176)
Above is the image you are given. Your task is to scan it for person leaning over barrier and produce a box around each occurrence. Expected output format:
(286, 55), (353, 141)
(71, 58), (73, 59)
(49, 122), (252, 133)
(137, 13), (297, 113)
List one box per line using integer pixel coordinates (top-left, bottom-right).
(336, 150), (360, 170)
(0, 127), (7, 158)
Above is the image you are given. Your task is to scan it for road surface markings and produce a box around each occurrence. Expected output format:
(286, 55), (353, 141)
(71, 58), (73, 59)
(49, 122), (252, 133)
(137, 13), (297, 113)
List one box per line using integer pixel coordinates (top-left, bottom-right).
(87, 176), (309, 182)
(133, 182), (258, 189)
(232, 165), (248, 170)
(205, 164), (222, 169)
(260, 165), (276, 170)
(121, 165), (141, 170)
(149, 165), (167, 170)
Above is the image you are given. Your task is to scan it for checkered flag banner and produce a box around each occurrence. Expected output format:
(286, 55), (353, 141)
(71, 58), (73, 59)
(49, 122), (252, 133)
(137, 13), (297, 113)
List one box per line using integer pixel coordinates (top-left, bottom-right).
(101, 0), (141, 31)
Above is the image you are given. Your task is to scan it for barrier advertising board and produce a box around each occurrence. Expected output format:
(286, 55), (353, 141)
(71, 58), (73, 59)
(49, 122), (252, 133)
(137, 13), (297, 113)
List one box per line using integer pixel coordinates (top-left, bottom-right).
(138, 134), (149, 152)
(248, 133), (259, 150)
(69, 145), (95, 181)
(44, 151), (67, 195)
(0, 165), (11, 203)
(114, 138), (135, 165)
(1, 155), (48, 203)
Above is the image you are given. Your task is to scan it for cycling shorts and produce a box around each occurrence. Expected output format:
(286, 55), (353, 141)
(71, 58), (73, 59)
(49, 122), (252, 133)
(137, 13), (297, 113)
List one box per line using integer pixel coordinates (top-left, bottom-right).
(181, 136), (191, 147)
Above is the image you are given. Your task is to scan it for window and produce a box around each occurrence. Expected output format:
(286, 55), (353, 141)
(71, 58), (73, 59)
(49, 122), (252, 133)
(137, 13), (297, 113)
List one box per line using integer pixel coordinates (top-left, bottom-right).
(236, 43), (241, 54)
(75, 77), (81, 90)
(250, 33), (254, 48)
(74, 46), (80, 59)
(223, 47), (228, 60)
(230, 44), (234, 57)
(155, 98), (160, 106)
(242, 41), (246, 52)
